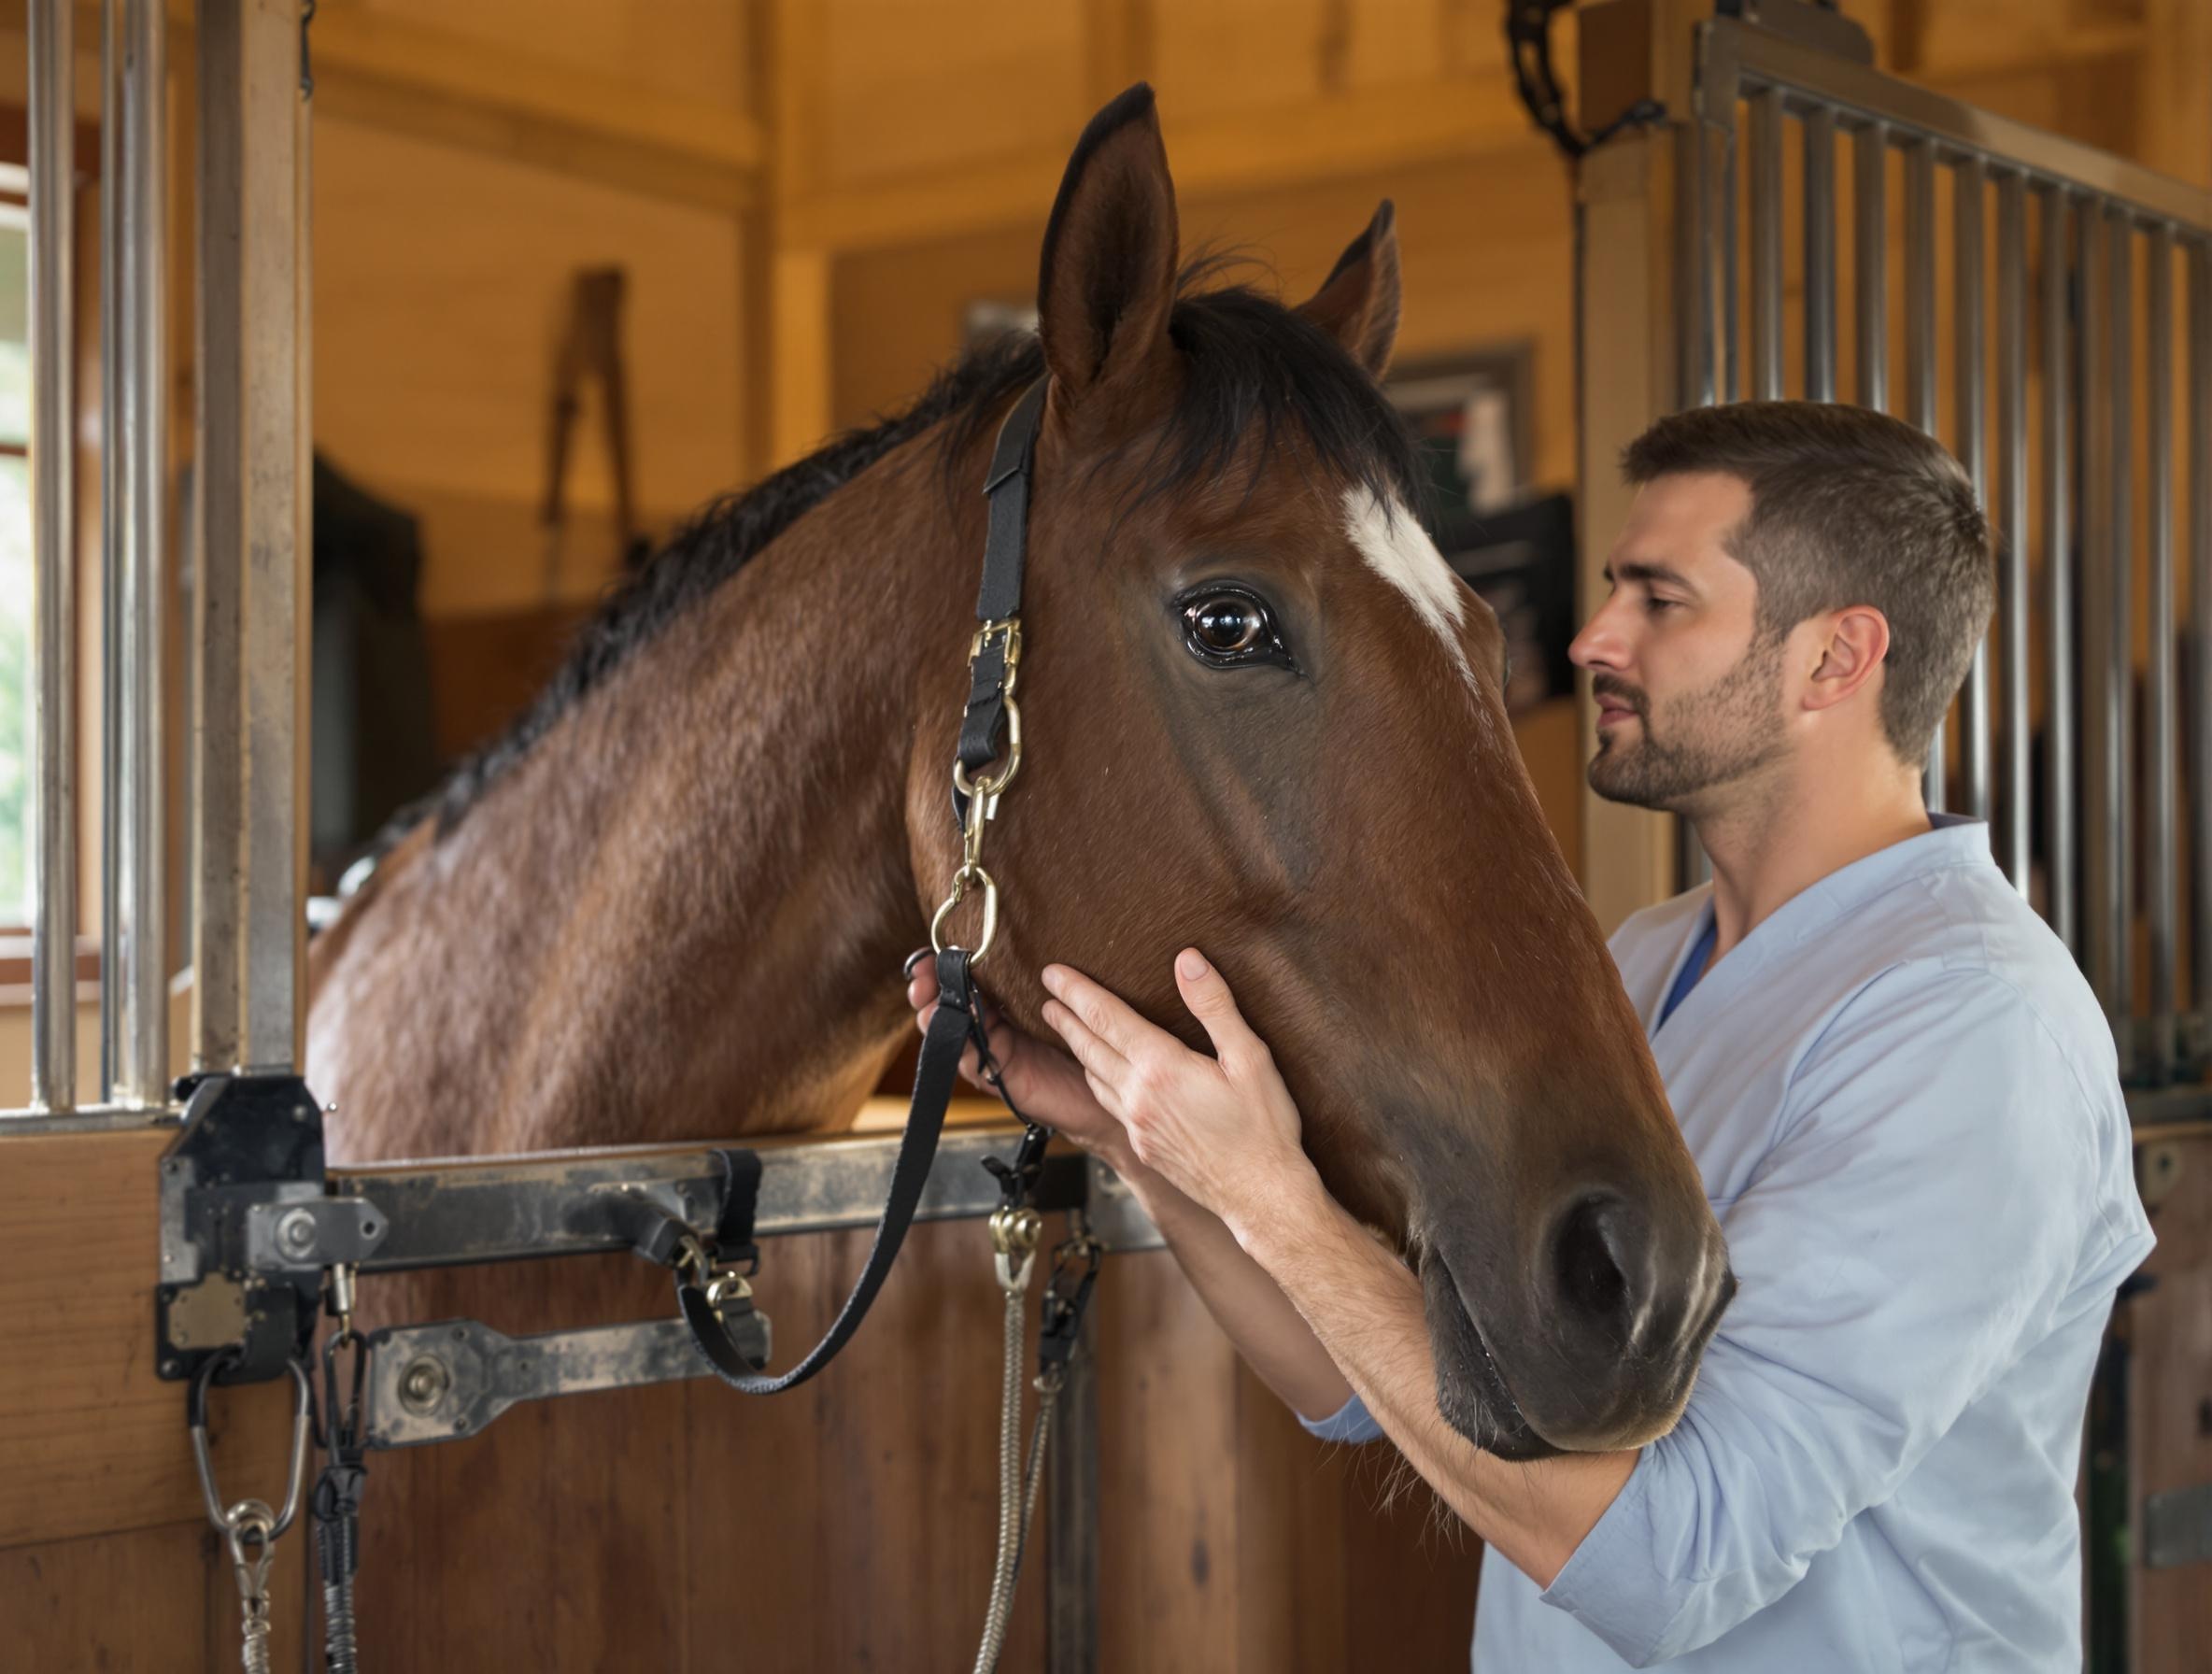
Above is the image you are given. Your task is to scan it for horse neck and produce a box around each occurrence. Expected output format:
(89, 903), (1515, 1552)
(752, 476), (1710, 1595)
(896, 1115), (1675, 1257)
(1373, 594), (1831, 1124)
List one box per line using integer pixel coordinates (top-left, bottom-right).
(316, 441), (983, 1158)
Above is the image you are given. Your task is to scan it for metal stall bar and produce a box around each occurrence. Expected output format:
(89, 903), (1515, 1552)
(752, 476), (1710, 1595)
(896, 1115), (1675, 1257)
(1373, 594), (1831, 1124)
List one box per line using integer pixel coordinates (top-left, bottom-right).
(2146, 227), (2177, 1082)
(2193, 244), (2212, 1058)
(27, 0), (76, 1114)
(1954, 158), (1992, 823)
(1904, 137), (1941, 805)
(1748, 86), (1784, 401)
(194, 0), (311, 1075)
(1854, 121), (1888, 411)
(2080, 206), (2118, 1044)
(1802, 104), (1837, 402)
(2045, 188), (2077, 955)
(2106, 210), (2134, 1071)
(102, 0), (169, 1106)
(1994, 172), (2030, 895)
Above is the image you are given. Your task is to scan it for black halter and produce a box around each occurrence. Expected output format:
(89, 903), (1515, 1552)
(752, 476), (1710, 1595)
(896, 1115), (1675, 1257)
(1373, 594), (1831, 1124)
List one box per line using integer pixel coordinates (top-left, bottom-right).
(678, 379), (1055, 1393)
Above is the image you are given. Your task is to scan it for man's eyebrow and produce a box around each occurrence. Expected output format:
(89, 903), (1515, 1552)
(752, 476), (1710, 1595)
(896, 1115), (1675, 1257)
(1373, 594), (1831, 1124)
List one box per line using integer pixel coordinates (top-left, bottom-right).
(1603, 559), (1694, 589)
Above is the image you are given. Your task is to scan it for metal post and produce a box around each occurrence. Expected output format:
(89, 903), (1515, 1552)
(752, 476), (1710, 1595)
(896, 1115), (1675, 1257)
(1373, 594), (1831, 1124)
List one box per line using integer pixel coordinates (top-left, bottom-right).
(1994, 172), (2031, 895)
(2145, 226), (2177, 1082)
(194, 0), (312, 1074)
(1676, 121), (1714, 411)
(1854, 121), (1888, 412)
(102, 0), (169, 1108)
(1904, 138), (1940, 804)
(28, 0), (77, 1113)
(2044, 189), (2077, 956)
(1046, 1315), (1099, 1674)
(2191, 242), (2212, 1056)
(1955, 158), (1992, 824)
(2107, 210), (2134, 1072)
(1802, 105), (1837, 402)
(2081, 205), (2112, 1009)
(1748, 87), (1783, 401)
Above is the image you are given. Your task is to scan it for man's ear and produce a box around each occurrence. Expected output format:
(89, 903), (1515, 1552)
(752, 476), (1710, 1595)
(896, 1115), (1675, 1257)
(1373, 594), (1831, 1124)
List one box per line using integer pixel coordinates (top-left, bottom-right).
(1036, 83), (1179, 401)
(1801, 605), (1891, 713)
(1295, 200), (1401, 380)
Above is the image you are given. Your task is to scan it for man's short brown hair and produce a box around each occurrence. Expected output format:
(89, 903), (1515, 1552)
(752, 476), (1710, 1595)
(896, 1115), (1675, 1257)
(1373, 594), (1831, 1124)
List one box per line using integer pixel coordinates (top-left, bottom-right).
(1621, 401), (1993, 767)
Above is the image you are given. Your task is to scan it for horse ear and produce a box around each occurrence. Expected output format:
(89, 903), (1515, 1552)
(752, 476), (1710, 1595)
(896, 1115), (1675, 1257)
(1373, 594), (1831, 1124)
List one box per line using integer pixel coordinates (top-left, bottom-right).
(1297, 200), (1401, 380)
(1037, 83), (1179, 401)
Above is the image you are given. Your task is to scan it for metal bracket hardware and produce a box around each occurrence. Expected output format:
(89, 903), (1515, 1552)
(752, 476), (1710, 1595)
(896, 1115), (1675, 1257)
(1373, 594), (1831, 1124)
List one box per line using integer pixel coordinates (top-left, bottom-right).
(244, 1196), (390, 1270)
(362, 1314), (773, 1450)
(156, 1073), (333, 1385)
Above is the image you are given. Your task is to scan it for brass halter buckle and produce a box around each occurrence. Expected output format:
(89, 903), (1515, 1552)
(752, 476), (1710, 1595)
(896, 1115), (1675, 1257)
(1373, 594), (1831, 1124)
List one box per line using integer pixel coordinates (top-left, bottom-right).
(934, 615), (1025, 967)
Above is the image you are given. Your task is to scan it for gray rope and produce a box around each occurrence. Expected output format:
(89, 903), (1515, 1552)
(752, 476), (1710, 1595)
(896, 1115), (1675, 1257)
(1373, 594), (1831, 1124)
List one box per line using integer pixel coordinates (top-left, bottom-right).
(973, 1277), (1030, 1674)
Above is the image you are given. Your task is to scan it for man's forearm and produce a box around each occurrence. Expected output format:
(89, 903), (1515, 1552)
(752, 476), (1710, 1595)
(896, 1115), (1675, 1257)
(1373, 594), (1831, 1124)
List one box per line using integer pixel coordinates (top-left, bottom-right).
(1231, 1168), (1638, 1588)
(1125, 1170), (1354, 1422)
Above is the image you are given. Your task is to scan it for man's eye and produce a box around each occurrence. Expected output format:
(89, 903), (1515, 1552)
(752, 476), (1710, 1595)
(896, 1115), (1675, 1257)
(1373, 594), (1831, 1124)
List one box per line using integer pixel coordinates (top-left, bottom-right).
(1177, 587), (1293, 669)
(1644, 597), (1679, 615)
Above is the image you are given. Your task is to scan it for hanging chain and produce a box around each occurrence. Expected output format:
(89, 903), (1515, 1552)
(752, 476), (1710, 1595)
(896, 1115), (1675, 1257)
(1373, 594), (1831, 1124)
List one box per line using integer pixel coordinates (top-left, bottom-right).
(226, 1501), (279, 1673)
(313, 1269), (370, 1674)
(191, 1355), (312, 1673)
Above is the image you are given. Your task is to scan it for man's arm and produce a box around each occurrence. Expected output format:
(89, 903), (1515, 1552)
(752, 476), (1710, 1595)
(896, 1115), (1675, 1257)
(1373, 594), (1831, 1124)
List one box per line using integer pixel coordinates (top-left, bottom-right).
(1233, 1166), (1641, 1584)
(1044, 954), (2136, 1667)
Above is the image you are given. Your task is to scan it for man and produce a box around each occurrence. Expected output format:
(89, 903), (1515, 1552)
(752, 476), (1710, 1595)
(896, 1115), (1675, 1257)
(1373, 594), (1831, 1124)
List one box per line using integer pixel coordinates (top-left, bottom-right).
(909, 402), (2152, 1668)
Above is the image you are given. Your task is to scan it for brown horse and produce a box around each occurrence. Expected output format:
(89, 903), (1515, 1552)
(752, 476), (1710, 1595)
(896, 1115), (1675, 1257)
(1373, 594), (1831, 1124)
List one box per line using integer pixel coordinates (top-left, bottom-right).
(310, 84), (1728, 1462)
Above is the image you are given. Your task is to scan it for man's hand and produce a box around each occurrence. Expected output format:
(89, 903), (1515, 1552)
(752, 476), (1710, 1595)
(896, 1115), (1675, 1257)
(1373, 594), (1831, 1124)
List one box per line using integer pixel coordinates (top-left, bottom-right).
(1038, 949), (1320, 1240)
(905, 955), (1148, 1179)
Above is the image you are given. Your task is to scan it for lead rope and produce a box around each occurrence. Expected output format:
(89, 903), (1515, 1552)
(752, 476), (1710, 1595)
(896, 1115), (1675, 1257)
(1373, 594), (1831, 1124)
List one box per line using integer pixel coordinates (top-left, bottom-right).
(974, 1204), (1042, 1674)
(311, 1266), (369, 1674)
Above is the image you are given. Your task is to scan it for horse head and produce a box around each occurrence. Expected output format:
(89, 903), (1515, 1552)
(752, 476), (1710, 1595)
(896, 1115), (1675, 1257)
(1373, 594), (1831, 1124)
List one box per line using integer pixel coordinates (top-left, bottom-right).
(915, 86), (1731, 1459)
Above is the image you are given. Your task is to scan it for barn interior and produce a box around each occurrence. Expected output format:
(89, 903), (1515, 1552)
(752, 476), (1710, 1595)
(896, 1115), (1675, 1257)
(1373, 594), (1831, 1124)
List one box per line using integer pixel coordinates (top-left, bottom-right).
(1, 2), (2209, 1669)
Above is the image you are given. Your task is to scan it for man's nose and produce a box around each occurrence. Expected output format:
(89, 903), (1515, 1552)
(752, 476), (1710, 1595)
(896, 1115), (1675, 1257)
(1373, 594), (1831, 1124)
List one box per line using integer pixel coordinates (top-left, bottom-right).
(1569, 600), (1628, 672)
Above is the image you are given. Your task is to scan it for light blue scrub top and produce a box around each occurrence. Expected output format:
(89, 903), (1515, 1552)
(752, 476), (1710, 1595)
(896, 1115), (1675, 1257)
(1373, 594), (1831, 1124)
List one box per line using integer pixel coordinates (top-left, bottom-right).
(1302, 817), (2154, 1671)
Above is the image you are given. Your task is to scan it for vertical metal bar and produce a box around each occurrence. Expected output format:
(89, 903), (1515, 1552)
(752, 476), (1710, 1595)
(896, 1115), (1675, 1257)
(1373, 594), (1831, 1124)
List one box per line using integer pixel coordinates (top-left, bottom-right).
(2108, 210), (2134, 1075)
(103, 0), (169, 1106)
(1802, 105), (1837, 402)
(2081, 205), (2112, 1005)
(1676, 120), (1714, 411)
(98, 0), (122, 1096)
(2084, 206), (2134, 1070)
(1748, 88), (1783, 401)
(1715, 111), (1739, 405)
(1995, 173), (2031, 896)
(2145, 226), (2177, 1082)
(28, 0), (77, 1113)
(1046, 1313), (1099, 1674)
(1955, 159), (1992, 825)
(2046, 189), (2078, 958)
(2190, 242), (2212, 1057)
(1905, 139), (1941, 804)
(1854, 121), (1889, 412)
(195, 0), (311, 1073)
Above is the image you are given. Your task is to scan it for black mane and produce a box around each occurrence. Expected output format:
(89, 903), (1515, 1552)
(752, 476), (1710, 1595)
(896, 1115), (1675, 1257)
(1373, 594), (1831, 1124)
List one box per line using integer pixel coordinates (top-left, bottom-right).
(372, 277), (1418, 861)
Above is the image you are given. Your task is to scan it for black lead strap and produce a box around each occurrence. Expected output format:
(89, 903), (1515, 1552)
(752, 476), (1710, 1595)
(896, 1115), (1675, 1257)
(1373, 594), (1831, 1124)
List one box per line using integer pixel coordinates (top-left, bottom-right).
(681, 379), (1055, 1395)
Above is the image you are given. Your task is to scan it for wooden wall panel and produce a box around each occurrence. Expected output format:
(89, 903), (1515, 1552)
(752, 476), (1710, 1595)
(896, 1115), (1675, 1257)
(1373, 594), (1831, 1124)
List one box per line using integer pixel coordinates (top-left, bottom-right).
(333, 0), (758, 121)
(815, 0), (1086, 191)
(312, 114), (748, 619)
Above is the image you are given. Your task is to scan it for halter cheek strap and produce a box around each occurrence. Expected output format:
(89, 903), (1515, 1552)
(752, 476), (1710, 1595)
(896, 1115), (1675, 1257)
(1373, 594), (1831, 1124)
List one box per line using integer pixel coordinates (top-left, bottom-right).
(955, 375), (1049, 830)
(680, 378), (1054, 1396)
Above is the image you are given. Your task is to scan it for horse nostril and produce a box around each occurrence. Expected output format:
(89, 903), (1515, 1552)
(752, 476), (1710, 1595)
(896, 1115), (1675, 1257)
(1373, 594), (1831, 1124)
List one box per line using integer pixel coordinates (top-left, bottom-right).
(1552, 1193), (1635, 1343)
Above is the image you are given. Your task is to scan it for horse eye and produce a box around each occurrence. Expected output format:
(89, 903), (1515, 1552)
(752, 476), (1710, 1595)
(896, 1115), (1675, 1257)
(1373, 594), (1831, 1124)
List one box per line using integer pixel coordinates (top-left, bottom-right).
(1184, 593), (1268, 660)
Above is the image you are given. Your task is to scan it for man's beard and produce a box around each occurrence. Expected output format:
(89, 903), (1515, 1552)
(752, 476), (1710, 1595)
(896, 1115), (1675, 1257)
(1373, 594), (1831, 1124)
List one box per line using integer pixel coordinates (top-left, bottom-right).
(1588, 634), (1790, 813)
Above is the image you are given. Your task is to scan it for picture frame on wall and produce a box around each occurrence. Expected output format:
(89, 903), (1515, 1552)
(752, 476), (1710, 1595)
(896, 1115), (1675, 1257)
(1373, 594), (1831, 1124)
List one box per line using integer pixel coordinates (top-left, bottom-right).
(1386, 346), (1577, 716)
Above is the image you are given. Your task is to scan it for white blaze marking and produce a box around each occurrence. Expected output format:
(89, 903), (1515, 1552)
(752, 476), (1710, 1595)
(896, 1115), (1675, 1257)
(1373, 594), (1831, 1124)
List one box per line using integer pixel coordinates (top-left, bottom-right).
(1342, 489), (1475, 687)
